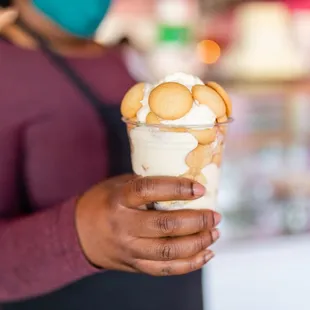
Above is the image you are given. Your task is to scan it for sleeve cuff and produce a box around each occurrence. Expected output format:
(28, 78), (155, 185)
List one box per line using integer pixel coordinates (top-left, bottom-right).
(56, 198), (100, 278)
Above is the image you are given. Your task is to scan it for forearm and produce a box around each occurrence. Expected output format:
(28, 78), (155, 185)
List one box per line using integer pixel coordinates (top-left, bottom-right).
(0, 198), (99, 302)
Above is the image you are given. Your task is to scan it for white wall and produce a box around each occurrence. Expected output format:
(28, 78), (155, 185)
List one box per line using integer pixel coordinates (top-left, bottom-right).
(204, 235), (310, 310)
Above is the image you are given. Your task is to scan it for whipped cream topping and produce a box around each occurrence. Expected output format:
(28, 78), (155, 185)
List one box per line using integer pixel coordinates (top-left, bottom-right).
(136, 73), (217, 126)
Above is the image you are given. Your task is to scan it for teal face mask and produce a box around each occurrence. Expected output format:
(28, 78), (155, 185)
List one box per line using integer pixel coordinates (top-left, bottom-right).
(32, 0), (112, 38)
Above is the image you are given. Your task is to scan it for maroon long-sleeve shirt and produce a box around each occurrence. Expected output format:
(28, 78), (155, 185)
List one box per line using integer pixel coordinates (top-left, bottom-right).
(0, 39), (135, 302)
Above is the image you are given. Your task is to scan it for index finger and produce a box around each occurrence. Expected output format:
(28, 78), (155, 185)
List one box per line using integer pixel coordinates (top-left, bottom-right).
(119, 176), (205, 209)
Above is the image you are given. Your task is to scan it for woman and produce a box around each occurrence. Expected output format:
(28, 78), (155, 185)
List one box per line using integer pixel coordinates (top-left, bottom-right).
(0, 1), (221, 309)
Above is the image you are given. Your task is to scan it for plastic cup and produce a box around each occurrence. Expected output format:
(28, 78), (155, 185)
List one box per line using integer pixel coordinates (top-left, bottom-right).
(123, 118), (232, 211)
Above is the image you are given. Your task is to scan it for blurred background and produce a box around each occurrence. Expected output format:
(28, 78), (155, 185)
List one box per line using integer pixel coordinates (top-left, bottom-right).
(96, 0), (310, 309)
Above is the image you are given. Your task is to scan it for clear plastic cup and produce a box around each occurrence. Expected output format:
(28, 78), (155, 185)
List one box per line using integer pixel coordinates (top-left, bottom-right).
(123, 118), (232, 211)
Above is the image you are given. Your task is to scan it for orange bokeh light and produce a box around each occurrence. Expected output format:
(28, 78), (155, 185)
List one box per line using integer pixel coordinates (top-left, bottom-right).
(197, 40), (221, 64)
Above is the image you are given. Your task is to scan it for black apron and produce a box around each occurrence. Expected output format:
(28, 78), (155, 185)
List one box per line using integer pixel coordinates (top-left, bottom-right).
(1, 20), (204, 310)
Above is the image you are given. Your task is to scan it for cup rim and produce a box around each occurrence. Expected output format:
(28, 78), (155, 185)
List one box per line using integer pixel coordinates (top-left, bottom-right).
(122, 117), (234, 129)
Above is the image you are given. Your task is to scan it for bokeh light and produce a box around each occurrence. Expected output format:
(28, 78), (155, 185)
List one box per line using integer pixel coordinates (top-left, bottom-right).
(197, 39), (221, 64)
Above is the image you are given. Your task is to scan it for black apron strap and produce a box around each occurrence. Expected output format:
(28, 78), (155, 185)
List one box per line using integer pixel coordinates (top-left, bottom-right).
(14, 18), (131, 176)
(15, 19), (103, 113)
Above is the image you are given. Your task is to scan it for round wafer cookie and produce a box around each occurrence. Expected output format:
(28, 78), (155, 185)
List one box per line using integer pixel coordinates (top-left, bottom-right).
(149, 82), (193, 120)
(192, 85), (226, 118)
(121, 83), (145, 119)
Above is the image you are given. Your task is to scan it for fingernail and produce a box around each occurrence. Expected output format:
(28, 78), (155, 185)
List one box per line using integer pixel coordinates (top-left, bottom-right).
(213, 212), (222, 226)
(211, 228), (220, 241)
(204, 251), (215, 263)
(192, 183), (205, 197)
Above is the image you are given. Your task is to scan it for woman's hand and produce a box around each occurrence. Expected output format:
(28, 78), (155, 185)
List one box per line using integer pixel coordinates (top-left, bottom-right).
(0, 9), (17, 30)
(76, 175), (221, 276)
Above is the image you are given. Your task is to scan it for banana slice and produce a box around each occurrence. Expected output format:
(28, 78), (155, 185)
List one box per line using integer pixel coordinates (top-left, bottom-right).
(186, 145), (213, 169)
(212, 153), (222, 167)
(190, 127), (217, 145)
